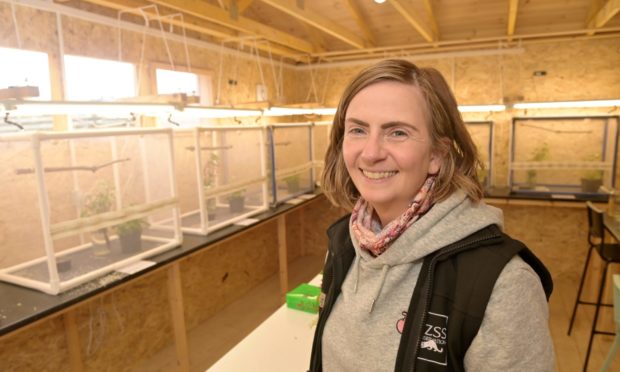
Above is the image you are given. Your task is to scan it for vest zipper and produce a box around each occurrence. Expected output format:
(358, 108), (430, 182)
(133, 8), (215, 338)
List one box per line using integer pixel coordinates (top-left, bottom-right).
(410, 230), (500, 372)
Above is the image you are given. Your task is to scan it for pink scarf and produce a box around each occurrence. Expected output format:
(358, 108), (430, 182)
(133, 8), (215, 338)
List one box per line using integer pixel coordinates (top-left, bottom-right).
(350, 176), (436, 257)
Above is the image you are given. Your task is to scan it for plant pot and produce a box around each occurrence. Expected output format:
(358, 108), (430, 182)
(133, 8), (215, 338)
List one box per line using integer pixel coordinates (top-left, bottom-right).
(119, 229), (142, 254)
(581, 178), (602, 193)
(206, 198), (217, 221)
(229, 196), (245, 214)
(286, 178), (300, 194)
(90, 229), (112, 256)
(56, 257), (72, 273)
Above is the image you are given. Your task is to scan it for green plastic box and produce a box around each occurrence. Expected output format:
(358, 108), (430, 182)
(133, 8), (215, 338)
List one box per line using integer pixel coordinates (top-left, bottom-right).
(286, 283), (320, 314)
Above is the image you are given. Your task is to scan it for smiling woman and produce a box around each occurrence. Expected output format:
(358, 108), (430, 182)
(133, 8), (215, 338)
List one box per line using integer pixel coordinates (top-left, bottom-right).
(310, 59), (555, 372)
(342, 80), (441, 226)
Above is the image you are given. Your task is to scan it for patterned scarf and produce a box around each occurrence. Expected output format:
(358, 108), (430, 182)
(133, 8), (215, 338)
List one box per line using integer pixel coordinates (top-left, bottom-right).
(350, 176), (436, 257)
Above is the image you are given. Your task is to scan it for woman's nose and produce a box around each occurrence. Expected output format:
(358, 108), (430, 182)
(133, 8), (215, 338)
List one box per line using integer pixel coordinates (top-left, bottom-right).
(360, 134), (386, 162)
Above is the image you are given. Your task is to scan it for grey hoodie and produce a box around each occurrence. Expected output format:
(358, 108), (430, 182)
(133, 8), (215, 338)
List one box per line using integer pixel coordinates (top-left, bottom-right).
(322, 190), (554, 371)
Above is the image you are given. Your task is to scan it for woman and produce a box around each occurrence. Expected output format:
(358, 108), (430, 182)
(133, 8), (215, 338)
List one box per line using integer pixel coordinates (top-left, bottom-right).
(309, 59), (554, 371)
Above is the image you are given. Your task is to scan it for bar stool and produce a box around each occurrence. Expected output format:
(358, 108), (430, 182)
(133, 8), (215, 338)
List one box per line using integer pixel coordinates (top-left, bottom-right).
(567, 201), (620, 371)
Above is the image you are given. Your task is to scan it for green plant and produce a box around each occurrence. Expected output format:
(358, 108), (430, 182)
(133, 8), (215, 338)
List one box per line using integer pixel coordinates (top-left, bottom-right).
(115, 218), (148, 235)
(203, 152), (219, 188)
(228, 189), (246, 201)
(81, 182), (115, 255)
(582, 154), (603, 180)
(526, 143), (550, 185)
(284, 174), (300, 193)
(81, 182), (114, 217)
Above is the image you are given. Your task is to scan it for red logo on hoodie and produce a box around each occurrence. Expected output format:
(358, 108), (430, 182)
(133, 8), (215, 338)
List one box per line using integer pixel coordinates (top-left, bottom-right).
(396, 311), (407, 334)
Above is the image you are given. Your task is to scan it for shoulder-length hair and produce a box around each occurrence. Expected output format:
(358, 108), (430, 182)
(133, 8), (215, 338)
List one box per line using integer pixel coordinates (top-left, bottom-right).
(321, 59), (483, 210)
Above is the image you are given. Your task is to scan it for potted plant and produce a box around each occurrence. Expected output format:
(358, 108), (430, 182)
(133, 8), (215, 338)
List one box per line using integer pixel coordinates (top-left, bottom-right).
(228, 189), (246, 213)
(115, 218), (148, 254)
(204, 152), (219, 220)
(581, 154), (603, 193)
(81, 182), (114, 256)
(525, 143), (550, 189)
(284, 174), (300, 194)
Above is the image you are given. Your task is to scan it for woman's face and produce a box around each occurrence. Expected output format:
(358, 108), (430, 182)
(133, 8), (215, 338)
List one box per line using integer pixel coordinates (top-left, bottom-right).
(342, 80), (442, 225)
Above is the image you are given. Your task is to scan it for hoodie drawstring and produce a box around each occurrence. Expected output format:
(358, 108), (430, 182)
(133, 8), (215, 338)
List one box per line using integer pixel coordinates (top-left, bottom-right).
(353, 255), (361, 293)
(369, 264), (389, 313)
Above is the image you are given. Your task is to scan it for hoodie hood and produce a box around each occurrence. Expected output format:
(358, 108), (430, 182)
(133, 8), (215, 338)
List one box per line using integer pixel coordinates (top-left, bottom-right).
(346, 190), (503, 313)
(351, 189), (503, 268)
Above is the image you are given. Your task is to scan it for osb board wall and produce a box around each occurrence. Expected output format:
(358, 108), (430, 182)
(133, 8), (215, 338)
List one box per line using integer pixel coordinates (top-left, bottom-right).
(181, 195), (346, 330)
(284, 196), (348, 261)
(181, 219), (280, 329)
(0, 269), (173, 371)
(0, 316), (69, 372)
(490, 202), (586, 280)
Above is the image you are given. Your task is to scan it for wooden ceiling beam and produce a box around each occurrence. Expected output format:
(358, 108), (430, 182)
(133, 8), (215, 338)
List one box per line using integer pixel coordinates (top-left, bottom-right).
(302, 23), (327, 53)
(344, 0), (376, 47)
(84, 0), (235, 39)
(237, 0), (255, 13)
(507, 0), (518, 39)
(388, 0), (435, 42)
(151, 0), (315, 54)
(259, 0), (367, 49)
(422, 0), (439, 40)
(82, 0), (302, 60)
(588, 0), (620, 29)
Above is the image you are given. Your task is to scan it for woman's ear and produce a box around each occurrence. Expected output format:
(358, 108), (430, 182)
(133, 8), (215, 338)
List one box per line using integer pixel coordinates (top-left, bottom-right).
(428, 138), (450, 175)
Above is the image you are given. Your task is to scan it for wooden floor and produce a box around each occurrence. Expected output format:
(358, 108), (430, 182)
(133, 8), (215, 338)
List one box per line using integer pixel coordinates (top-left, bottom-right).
(132, 254), (620, 372)
(550, 267), (620, 372)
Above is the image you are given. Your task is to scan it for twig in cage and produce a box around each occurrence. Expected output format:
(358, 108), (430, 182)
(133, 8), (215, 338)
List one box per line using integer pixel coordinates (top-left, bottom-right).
(519, 123), (591, 134)
(15, 158), (131, 174)
(185, 145), (233, 151)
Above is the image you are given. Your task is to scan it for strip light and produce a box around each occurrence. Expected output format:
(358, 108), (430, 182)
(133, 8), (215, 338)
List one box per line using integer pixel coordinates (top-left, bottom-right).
(457, 105), (506, 113)
(263, 106), (337, 116)
(1, 100), (337, 119)
(178, 106), (263, 118)
(2, 100), (176, 117)
(513, 99), (620, 109)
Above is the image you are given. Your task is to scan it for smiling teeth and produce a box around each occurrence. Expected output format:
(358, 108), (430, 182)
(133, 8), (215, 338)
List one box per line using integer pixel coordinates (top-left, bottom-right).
(362, 170), (397, 179)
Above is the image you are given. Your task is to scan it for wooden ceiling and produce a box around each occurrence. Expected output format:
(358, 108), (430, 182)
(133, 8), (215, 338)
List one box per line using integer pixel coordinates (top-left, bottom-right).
(57, 0), (620, 64)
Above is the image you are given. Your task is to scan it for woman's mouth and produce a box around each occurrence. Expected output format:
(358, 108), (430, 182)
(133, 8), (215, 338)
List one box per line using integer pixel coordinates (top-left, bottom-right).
(361, 169), (398, 180)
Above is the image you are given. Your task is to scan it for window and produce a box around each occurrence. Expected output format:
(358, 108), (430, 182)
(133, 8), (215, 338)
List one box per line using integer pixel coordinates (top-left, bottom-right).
(156, 69), (199, 97)
(64, 55), (136, 101)
(0, 47), (51, 100)
(156, 67), (214, 127)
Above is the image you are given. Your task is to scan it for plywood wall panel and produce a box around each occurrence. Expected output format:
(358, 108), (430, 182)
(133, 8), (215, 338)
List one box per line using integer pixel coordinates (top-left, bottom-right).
(489, 201), (587, 282)
(0, 3), (59, 53)
(299, 196), (348, 257)
(180, 220), (280, 330)
(0, 316), (69, 371)
(74, 270), (173, 371)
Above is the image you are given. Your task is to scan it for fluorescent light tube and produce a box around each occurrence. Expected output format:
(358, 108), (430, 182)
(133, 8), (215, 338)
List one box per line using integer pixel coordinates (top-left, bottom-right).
(3, 100), (176, 116)
(513, 99), (620, 109)
(263, 106), (337, 116)
(178, 106), (262, 118)
(457, 105), (506, 113)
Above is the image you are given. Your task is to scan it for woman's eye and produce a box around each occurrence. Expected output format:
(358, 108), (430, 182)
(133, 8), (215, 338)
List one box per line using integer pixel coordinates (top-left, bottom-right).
(388, 129), (409, 139)
(347, 127), (366, 135)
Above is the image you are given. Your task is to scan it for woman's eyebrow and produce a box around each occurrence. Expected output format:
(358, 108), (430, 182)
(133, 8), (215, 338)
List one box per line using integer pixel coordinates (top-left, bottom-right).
(345, 117), (368, 127)
(345, 118), (420, 133)
(381, 121), (419, 132)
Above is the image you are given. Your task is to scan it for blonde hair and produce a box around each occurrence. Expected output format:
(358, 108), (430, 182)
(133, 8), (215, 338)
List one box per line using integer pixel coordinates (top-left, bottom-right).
(321, 59), (483, 210)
